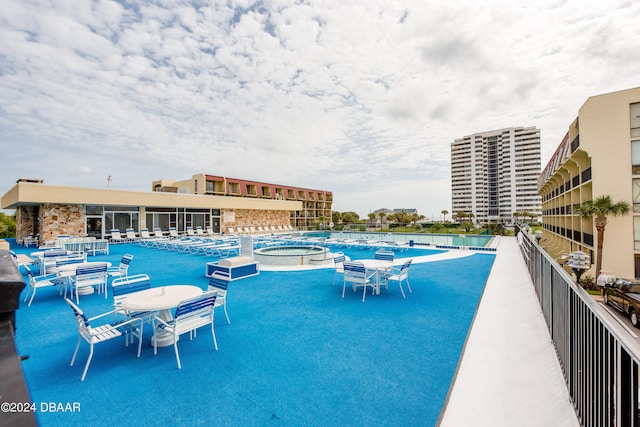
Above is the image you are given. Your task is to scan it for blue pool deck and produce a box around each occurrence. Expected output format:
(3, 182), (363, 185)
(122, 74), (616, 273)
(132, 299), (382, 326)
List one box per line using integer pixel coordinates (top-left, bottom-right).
(8, 236), (579, 425)
(438, 236), (579, 426)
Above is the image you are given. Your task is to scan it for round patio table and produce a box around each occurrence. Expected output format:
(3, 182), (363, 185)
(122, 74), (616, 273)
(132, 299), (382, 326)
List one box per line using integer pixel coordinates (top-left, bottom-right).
(121, 285), (203, 347)
(358, 259), (394, 295)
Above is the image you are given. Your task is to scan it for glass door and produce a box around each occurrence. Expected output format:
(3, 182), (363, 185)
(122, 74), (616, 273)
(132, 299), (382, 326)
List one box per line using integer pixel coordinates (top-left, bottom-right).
(86, 216), (103, 238)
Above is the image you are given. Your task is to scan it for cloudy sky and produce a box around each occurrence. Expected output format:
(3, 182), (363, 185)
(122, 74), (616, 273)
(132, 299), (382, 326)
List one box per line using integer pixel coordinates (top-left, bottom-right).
(1, 0), (639, 218)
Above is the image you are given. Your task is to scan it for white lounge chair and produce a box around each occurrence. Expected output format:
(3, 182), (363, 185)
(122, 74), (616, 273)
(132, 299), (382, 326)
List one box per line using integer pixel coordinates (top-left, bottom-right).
(110, 229), (127, 244)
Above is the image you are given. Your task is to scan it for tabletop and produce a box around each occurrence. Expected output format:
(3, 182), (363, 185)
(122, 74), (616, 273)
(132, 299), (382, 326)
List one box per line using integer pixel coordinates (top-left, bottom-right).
(358, 259), (394, 270)
(121, 285), (203, 312)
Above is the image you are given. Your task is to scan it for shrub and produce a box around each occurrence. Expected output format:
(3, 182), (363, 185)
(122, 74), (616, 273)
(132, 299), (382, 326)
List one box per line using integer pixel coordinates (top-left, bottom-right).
(579, 274), (598, 291)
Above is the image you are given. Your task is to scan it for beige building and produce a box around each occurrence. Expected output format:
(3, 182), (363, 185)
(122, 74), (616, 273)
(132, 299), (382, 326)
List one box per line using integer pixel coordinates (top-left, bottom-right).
(538, 87), (640, 279)
(153, 174), (333, 230)
(1, 175), (332, 243)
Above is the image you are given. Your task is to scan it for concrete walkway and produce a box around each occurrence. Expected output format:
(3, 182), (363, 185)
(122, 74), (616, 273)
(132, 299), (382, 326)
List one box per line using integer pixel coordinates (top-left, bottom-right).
(438, 236), (580, 426)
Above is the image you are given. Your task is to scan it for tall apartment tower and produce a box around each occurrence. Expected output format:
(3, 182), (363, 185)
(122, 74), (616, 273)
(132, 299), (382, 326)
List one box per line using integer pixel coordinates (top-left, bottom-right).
(451, 126), (542, 226)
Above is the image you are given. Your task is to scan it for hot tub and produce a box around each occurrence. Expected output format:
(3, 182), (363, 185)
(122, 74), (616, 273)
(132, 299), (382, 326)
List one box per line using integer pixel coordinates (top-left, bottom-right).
(253, 245), (332, 266)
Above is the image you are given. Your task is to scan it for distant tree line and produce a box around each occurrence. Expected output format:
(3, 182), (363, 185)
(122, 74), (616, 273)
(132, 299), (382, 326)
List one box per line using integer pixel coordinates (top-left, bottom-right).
(0, 212), (16, 238)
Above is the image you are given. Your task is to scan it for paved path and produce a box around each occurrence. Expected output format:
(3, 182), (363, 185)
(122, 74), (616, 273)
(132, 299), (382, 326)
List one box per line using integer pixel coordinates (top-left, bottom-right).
(438, 236), (579, 426)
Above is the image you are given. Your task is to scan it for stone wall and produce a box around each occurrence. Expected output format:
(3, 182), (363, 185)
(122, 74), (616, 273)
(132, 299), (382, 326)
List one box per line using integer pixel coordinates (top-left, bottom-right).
(39, 204), (85, 242)
(15, 207), (37, 244)
(221, 209), (291, 228)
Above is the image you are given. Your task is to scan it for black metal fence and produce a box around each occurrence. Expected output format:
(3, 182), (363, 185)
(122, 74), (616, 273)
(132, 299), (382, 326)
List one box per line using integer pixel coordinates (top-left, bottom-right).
(518, 231), (640, 427)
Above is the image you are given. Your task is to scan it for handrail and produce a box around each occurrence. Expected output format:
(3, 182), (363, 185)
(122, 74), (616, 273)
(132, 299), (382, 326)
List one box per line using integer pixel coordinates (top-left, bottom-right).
(518, 228), (640, 427)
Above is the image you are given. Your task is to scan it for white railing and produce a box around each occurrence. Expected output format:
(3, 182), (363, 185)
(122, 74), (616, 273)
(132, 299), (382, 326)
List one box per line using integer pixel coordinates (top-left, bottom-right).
(518, 228), (640, 427)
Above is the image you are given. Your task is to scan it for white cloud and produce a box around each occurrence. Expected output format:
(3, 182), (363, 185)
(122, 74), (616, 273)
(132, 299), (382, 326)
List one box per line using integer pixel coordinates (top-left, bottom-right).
(1, 0), (640, 218)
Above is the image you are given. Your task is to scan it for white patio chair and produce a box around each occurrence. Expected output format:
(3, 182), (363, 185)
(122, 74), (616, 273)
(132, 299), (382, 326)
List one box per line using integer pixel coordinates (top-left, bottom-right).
(342, 261), (376, 302)
(65, 298), (143, 381)
(23, 265), (64, 306)
(152, 291), (218, 369)
(72, 263), (109, 303)
(374, 250), (395, 292)
(332, 252), (346, 286)
(208, 274), (231, 324)
(383, 259), (413, 299)
(41, 249), (68, 274)
(107, 254), (134, 279)
(9, 250), (35, 269)
(112, 274), (156, 324)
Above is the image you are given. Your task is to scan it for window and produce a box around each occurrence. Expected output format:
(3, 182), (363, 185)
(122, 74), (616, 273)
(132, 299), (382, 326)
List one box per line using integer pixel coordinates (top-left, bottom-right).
(633, 141), (640, 174)
(635, 217), (640, 251)
(632, 102), (640, 138)
(634, 179), (640, 213)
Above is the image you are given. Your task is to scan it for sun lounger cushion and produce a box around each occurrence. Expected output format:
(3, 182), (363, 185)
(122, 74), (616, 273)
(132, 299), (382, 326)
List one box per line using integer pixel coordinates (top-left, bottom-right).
(217, 256), (254, 267)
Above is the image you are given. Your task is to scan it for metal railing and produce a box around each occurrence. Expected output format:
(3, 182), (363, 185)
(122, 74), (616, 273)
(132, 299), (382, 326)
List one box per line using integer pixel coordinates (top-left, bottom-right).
(518, 230), (640, 427)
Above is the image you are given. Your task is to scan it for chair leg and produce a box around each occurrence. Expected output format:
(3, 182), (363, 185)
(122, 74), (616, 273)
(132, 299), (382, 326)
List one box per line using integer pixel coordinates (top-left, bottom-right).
(211, 321), (218, 351)
(136, 328), (143, 358)
(405, 278), (412, 293)
(398, 281), (406, 299)
(80, 343), (94, 382)
(27, 287), (37, 307)
(223, 301), (230, 325)
(341, 282), (347, 298)
(174, 338), (182, 369)
(70, 336), (82, 367)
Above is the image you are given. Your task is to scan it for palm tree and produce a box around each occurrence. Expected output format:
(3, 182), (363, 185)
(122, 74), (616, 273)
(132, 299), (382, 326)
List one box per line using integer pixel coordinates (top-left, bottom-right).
(367, 212), (376, 229)
(574, 195), (630, 278)
(441, 210), (448, 222)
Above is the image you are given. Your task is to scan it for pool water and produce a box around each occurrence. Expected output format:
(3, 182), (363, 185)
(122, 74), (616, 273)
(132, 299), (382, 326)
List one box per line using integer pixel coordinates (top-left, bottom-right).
(305, 231), (494, 247)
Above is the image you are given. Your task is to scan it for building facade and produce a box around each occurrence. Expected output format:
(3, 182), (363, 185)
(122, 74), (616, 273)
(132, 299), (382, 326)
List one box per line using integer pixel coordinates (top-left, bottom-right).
(451, 126), (542, 226)
(1, 175), (332, 243)
(538, 87), (640, 279)
(153, 174), (333, 230)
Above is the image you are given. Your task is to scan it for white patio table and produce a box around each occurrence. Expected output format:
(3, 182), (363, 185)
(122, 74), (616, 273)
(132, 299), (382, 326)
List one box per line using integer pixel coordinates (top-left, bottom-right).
(357, 259), (394, 295)
(121, 285), (203, 347)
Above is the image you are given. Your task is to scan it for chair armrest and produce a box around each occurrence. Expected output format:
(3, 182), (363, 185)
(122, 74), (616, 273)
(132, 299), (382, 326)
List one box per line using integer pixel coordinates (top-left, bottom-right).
(87, 309), (119, 322)
(35, 273), (60, 281)
(152, 315), (171, 328)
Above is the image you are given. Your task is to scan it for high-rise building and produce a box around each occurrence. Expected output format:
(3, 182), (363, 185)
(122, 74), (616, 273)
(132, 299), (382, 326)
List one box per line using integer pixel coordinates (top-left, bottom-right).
(538, 87), (640, 279)
(451, 126), (542, 226)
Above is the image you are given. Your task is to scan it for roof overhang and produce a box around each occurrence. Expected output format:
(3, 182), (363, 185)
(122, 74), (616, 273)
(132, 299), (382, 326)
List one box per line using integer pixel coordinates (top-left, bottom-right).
(1, 182), (301, 211)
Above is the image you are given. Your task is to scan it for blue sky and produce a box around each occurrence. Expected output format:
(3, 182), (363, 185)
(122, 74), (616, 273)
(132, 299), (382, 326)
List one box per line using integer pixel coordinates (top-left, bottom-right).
(1, 0), (639, 219)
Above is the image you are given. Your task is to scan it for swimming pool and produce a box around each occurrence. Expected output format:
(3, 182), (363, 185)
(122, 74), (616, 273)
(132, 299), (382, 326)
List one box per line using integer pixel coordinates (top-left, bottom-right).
(303, 231), (495, 248)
